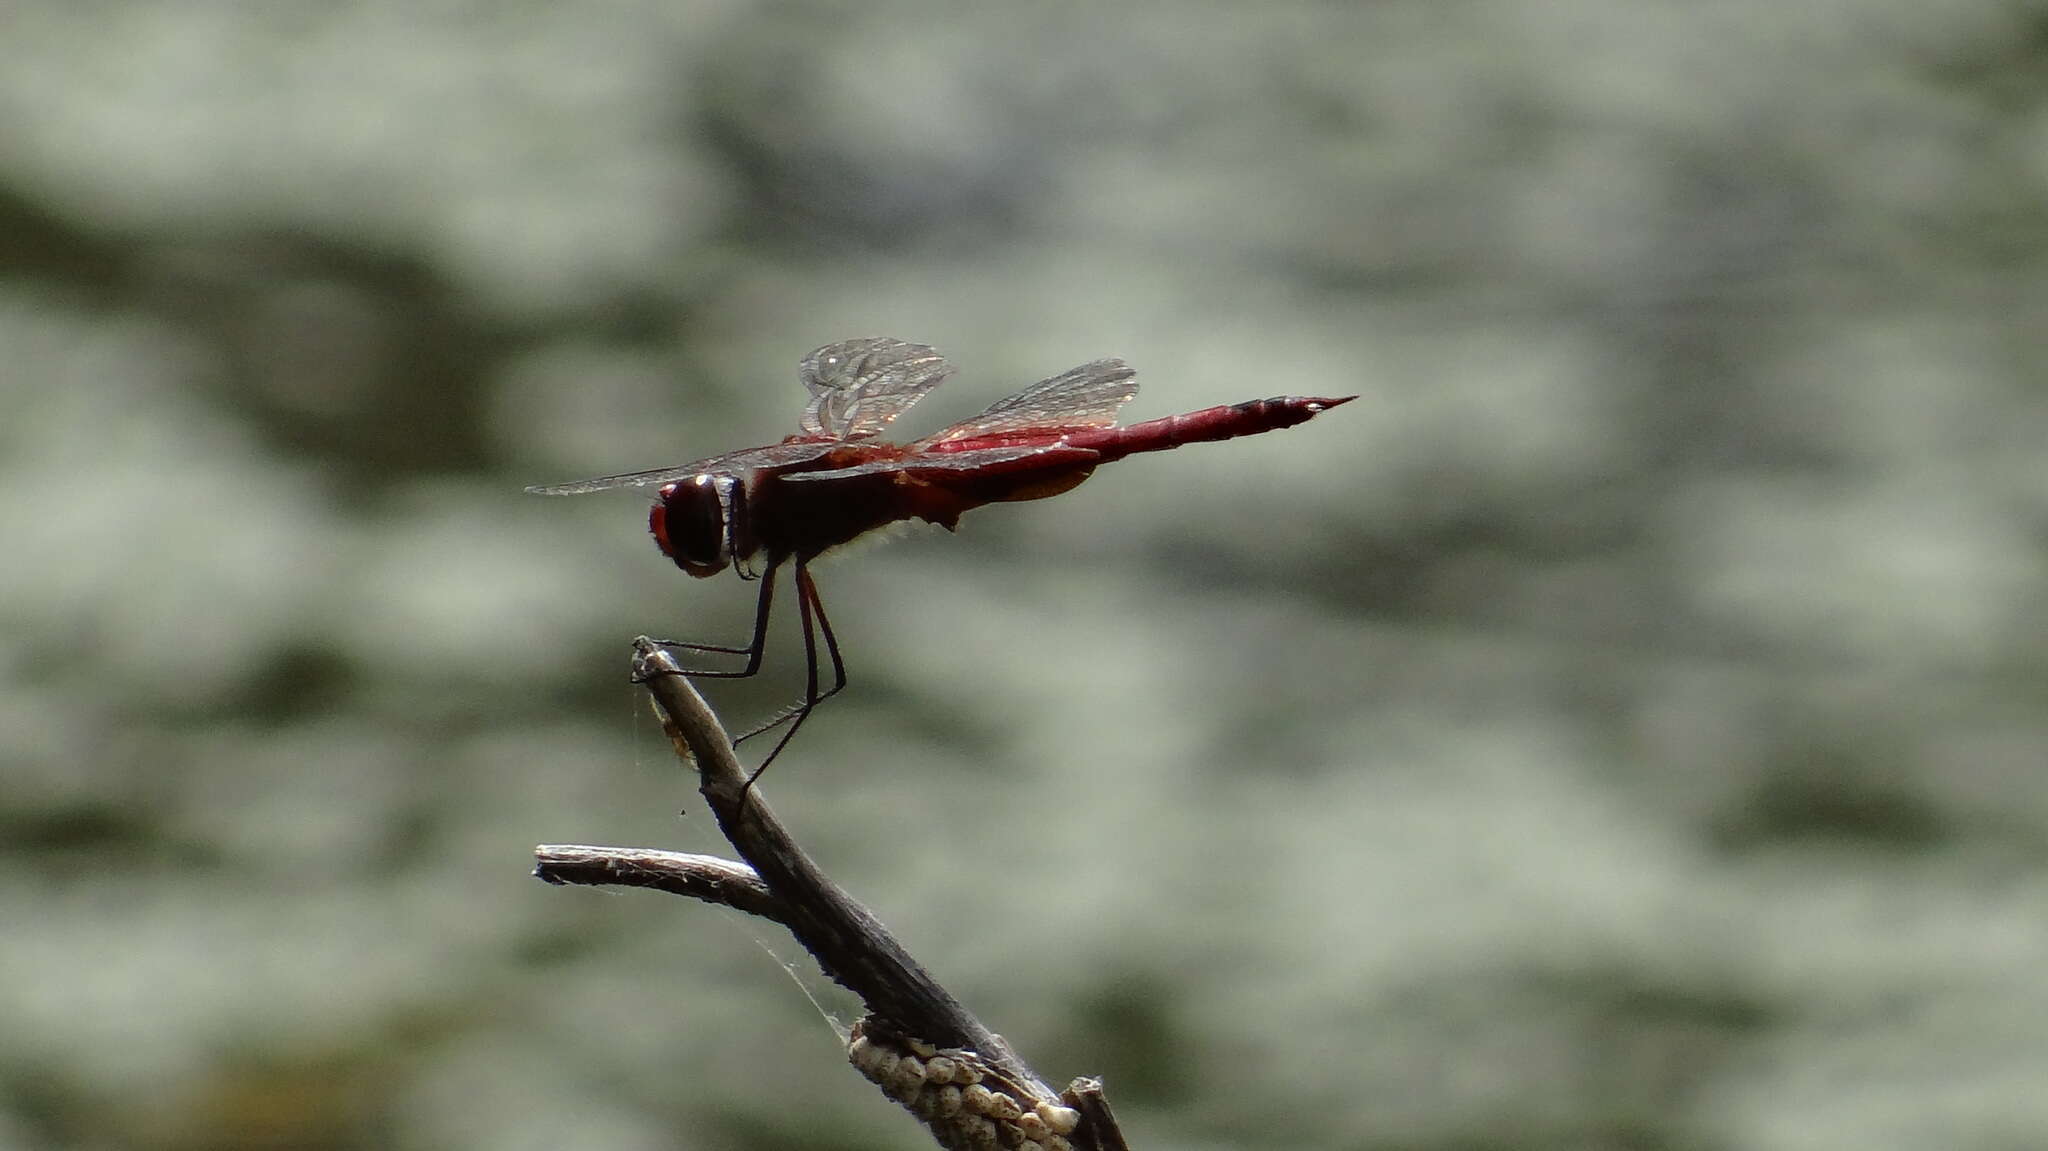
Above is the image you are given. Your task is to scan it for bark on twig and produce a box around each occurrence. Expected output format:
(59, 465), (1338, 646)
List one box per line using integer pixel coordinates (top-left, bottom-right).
(531, 637), (1127, 1151)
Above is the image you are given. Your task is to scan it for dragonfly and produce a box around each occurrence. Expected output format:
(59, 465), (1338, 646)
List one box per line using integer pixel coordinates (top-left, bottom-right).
(528, 337), (1354, 785)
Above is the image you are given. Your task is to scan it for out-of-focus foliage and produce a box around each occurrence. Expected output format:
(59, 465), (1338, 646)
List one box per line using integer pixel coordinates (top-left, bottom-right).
(4, 3), (2046, 1149)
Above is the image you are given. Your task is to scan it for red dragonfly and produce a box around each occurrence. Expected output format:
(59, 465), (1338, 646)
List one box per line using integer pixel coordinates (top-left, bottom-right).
(529, 337), (1353, 782)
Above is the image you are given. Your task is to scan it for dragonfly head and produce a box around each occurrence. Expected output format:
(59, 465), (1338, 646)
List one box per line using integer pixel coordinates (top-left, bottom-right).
(651, 473), (749, 578)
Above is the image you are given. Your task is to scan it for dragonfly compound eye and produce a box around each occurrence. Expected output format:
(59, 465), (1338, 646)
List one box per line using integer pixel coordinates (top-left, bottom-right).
(651, 474), (742, 578)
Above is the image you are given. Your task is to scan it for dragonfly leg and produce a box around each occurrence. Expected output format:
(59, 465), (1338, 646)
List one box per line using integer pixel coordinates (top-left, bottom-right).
(807, 570), (849, 706)
(640, 559), (779, 677)
(736, 562), (848, 799)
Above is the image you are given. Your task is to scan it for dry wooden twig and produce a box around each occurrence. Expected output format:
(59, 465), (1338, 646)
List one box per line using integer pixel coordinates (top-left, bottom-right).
(532, 637), (1129, 1151)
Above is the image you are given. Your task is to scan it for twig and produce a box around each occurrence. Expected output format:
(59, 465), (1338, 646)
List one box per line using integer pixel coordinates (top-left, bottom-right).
(530, 637), (1128, 1151)
(534, 845), (788, 926)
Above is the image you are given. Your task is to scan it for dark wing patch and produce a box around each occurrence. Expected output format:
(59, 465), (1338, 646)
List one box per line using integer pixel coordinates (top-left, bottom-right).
(916, 358), (1137, 447)
(797, 337), (957, 440)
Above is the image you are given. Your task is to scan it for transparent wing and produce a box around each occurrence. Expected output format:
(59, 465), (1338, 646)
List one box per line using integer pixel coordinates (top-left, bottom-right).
(782, 443), (1101, 484)
(797, 337), (957, 440)
(525, 441), (842, 495)
(526, 465), (706, 496)
(917, 358), (1137, 446)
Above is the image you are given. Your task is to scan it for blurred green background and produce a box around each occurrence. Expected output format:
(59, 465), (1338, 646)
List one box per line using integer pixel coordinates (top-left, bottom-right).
(5, 3), (2047, 1149)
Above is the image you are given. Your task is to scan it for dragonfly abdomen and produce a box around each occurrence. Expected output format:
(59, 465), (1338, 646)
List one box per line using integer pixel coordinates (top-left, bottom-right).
(1065, 395), (1355, 460)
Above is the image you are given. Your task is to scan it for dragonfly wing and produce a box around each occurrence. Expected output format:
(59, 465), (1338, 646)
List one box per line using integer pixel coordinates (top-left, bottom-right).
(797, 337), (957, 440)
(525, 464), (714, 495)
(525, 441), (841, 495)
(782, 443), (1101, 484)
(916, 358), (1137, 446)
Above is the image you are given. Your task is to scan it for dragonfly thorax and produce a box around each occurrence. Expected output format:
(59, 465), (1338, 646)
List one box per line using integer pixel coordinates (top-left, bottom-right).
(650, 473), (753, 578)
